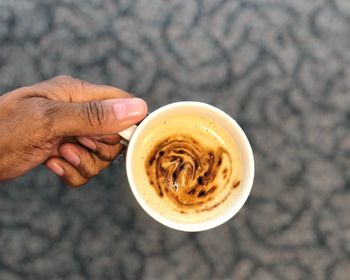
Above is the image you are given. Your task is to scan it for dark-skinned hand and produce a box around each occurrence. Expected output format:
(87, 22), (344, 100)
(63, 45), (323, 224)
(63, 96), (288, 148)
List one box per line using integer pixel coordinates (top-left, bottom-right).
(0, 75), (148, 187)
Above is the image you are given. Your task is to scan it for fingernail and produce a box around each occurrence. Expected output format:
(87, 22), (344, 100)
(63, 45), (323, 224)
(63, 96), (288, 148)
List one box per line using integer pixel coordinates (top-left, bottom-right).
(112, 98), (147, 121)
(77, 136), (97, 151)
(62, 148), (81, 166)
(47, 162), (64, 176)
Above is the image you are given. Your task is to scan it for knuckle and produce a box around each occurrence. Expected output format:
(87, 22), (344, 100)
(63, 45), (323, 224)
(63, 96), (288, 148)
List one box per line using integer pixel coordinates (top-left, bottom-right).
(97, 134), (121, 145)
(51, 75), (76, 87)
(69, 182), (82, 188)
(48, 75), (76, 96)
(67, 177), (87, 188)
(76, 79), (91, 89)
(83, 101), (105, 128)
(80, 165), (99, 179)
(51, 75), (90, 92)
(72, 79), (92, 102)
(52, 75), (74, 83)
(64, 77), (91, 92)
(95, 149), (117, 162)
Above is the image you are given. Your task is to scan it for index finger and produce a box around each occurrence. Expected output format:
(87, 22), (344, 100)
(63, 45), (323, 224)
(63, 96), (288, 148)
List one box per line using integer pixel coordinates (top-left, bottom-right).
(77, 83), (132, 102)
(32, 75), (133, 102)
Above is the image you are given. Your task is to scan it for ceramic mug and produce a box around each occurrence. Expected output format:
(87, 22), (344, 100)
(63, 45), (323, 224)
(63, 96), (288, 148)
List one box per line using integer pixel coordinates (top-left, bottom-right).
(119, 101), (254, 232)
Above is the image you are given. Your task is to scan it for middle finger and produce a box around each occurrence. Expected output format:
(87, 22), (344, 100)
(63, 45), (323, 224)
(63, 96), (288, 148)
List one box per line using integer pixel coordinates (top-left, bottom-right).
(59, 143), (111, 179)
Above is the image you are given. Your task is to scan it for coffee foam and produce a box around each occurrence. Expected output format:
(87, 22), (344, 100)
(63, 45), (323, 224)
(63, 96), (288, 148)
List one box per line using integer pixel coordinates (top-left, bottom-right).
(131, 112), (242, 224)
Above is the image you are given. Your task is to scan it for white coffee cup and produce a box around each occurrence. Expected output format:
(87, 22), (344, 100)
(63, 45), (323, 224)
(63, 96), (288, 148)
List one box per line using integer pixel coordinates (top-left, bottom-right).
(119, 101), (254, 232)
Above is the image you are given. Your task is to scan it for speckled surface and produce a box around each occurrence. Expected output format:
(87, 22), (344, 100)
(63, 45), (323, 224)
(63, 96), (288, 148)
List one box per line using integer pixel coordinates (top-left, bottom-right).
(0, 0), (350, 279)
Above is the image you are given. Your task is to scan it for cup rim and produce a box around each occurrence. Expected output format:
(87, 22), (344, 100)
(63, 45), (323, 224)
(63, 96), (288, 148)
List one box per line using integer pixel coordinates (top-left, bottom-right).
(126, 101), (254, 232)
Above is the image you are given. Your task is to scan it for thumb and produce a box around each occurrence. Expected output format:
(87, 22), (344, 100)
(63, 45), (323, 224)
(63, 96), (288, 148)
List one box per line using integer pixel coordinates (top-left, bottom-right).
(48, 98), (148, 137)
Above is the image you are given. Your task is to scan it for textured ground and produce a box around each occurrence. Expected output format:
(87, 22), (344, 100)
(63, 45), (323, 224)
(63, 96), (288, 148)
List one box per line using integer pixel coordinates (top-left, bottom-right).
(0, 0), (350, 279)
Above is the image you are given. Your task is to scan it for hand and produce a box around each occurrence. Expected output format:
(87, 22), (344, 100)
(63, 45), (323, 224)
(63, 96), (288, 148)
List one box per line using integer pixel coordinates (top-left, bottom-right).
(0, 75), (148, 186)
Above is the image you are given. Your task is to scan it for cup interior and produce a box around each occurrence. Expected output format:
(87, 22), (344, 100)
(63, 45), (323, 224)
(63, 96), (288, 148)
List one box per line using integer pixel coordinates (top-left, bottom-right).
(126, 102), (254, 231)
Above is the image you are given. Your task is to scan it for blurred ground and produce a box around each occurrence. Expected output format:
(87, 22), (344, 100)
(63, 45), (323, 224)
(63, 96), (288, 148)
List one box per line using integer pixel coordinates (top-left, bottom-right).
(0, 0), (350, 279)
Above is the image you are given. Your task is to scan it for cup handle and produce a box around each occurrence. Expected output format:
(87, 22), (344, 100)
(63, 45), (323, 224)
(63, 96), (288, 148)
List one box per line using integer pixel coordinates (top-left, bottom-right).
(118, 125), (137, 146)
(118, 113), (149, 145)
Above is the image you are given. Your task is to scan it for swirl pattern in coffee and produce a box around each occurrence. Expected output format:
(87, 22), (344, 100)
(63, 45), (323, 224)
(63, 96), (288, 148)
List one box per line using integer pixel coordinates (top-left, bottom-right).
(145, 134), (240, 214)
(132, 112), (242, 223)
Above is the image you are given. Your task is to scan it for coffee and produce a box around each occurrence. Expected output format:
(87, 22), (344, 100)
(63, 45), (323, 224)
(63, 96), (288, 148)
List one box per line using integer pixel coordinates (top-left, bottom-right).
(131, 112), (242, 224)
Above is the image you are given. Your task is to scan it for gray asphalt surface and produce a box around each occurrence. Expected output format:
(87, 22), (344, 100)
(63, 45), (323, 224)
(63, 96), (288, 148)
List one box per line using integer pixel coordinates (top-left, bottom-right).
(0, 0), (349, 279)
